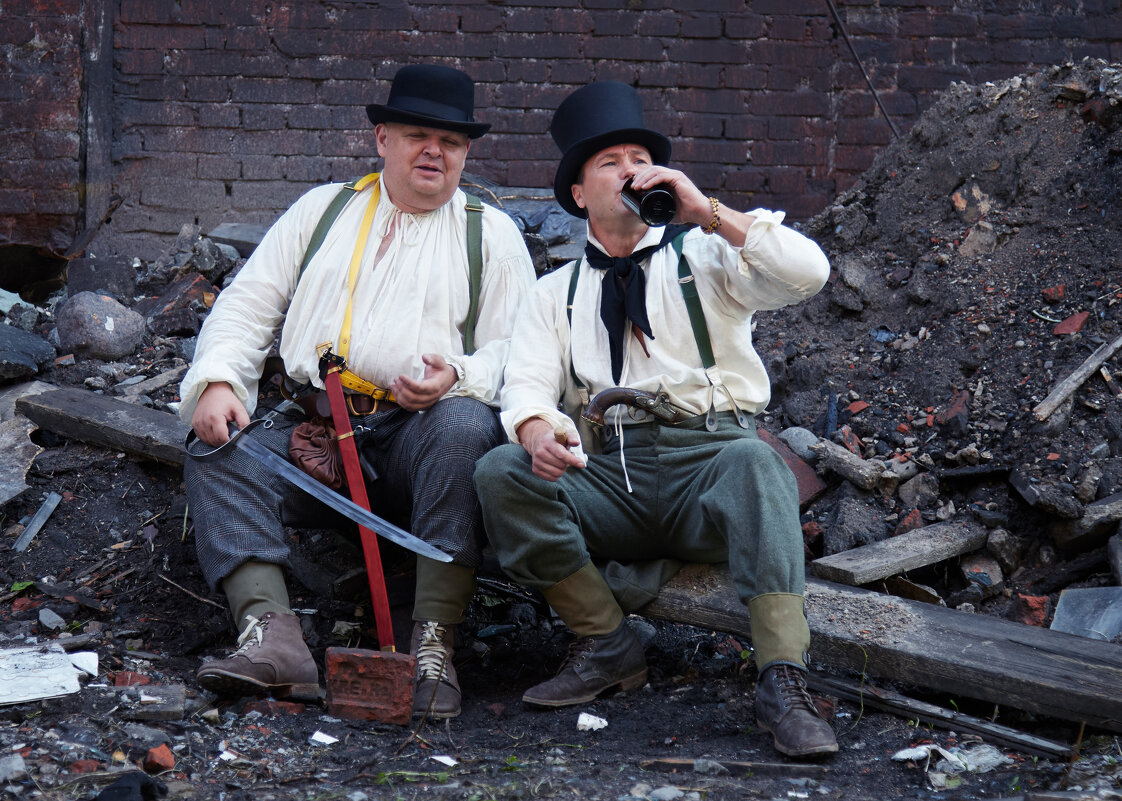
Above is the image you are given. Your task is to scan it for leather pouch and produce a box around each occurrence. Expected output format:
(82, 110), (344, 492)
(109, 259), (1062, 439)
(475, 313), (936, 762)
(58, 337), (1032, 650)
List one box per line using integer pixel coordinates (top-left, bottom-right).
(289, 416), (345, 490)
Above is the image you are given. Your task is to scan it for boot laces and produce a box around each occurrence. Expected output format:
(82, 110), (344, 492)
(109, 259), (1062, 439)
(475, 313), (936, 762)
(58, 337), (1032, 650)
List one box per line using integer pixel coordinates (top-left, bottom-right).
(415, 621), (450, 681)
(771, 664), (817, 713)
(557, 635), (597, 674)
(232, 615), (266, 655)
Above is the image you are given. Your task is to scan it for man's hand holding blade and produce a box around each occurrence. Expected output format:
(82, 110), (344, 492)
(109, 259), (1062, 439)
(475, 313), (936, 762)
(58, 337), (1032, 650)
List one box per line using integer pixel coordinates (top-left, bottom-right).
(192, 382), (251, 446)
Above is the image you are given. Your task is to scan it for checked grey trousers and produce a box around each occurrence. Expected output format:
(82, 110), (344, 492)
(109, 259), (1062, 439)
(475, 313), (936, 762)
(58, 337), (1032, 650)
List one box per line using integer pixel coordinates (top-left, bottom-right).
(473, 413), (807, 609)
(184, 396), (503, 591)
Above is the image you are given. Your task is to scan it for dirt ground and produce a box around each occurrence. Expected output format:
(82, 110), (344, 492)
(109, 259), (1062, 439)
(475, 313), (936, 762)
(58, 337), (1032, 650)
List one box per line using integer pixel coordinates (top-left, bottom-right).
(3, 59), (1122, 800)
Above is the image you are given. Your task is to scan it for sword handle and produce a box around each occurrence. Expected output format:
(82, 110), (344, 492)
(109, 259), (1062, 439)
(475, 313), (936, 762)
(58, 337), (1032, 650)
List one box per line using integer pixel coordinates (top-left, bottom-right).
(183, 419), (264, 462)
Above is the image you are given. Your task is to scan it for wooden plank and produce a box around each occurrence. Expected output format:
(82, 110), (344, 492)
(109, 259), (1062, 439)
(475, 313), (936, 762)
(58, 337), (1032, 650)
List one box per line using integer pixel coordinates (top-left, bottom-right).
(641, 564), (1122, 733)
(809, 521), (989, 586)
(806, 673), (1071, 759)
(15, 387), (190, 466)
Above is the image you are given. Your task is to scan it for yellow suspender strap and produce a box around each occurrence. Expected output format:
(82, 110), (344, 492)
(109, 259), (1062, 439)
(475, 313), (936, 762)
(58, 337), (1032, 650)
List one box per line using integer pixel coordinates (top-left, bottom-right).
(337, 173), (381, 361)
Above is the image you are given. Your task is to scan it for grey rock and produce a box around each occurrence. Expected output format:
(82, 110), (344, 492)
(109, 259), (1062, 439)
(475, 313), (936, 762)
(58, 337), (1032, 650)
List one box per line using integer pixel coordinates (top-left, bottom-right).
(986, 528), (1028, 575)
(38, 608), (66, 631)
(56, 292), (145, 360)
(898, 473), (940, 509)
(0, 323), (55, 380)
(778, 426), (819, 461)
(0, 754), (27, 783)
(5, 303), (40, 332)
(824, 497), (886, 555)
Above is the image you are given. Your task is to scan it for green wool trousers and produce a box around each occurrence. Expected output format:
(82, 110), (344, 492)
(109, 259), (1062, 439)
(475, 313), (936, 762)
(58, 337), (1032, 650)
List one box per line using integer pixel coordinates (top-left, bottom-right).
(474, 413), (811, 669)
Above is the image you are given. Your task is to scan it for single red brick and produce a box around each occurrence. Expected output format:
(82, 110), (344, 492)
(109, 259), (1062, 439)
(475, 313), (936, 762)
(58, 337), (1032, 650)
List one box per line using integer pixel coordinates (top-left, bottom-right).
(143, 744), (175, 774)
(325, 648), (415, 726)
(895, 508), (923, 536)
(838, 425), (862, 455)
(11, 597), (40, 611)
(113, 671), (150, 686)
(1046, 453), (1060, 461)
(757, 428), (827, 509)
(936, 389), (971, 426)
(1053, 311), (1089, 335)
(1040, 284), (1065, 302)
(846, 400), (870, 415)
(1012, 594), (1049, 627)
(244, 699), (306, 716)
(69, 759), (102, 774)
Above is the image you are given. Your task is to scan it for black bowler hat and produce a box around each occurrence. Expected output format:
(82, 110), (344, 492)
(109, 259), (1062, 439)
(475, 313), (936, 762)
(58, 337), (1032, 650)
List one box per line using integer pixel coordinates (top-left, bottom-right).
(550, 81), (671, 218)
(366, 64), (490, 139)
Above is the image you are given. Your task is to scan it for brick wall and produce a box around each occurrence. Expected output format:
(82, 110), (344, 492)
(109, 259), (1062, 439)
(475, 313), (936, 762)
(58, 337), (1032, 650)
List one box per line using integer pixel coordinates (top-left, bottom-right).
(3, 0), (1121, 261)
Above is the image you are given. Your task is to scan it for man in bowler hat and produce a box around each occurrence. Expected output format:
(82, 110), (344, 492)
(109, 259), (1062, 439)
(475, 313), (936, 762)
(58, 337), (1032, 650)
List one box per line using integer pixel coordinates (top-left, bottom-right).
(474, 81), (838, 757)
(180, 64), (534, 718)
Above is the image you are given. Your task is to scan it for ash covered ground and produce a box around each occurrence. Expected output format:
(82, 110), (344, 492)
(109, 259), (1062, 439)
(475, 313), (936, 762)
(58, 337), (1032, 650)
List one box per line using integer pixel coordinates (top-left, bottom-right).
(2, 60), (1122, 800)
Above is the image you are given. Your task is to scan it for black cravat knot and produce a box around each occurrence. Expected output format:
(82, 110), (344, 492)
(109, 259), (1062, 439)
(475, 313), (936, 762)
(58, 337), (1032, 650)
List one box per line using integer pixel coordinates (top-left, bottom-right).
(584, 224), (692, 384)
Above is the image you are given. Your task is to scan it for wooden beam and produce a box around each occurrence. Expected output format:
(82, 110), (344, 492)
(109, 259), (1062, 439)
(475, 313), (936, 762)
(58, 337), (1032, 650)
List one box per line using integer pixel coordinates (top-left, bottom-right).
(641, 564), (1122, 733)
(809, 521), (988, 586)
(806, 673), (1071, 759)
(15, 387), (190, 466)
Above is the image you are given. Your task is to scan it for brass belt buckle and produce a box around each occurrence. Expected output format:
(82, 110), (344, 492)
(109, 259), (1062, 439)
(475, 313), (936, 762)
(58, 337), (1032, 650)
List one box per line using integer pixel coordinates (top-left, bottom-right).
(345, 394), (374, 417)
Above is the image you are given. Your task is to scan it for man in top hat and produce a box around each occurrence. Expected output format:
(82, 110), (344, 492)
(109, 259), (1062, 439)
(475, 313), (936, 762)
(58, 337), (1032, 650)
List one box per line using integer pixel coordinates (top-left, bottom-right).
(180, 64), (535, 718)
(474, 81), (838, 758)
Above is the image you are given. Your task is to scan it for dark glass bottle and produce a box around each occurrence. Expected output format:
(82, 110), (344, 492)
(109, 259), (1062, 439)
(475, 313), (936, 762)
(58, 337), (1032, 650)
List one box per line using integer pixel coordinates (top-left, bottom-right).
(621, 178), (677, 226)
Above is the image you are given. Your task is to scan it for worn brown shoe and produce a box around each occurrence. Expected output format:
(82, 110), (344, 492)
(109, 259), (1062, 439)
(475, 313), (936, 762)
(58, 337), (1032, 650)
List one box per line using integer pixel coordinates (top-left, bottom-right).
(197, 612), (323, 701)
(522, 621), (648, 708)
(755, 663), (838, 758)
(411, 621), (461, 719)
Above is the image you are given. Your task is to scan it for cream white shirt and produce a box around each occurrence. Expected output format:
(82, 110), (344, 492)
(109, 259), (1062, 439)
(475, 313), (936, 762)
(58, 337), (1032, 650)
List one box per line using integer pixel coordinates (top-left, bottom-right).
(180, 182), (536, 421)
(499, 210), (830, 443)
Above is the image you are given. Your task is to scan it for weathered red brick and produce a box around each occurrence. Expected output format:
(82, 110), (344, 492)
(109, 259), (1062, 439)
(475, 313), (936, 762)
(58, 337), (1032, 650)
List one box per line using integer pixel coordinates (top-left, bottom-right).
(325, 648), (415, 726)
(69, 759), (102, 774)
(1054, 311), (1089, 335)
(1041, 284), (1065, 302)
(1012, 594), (1049, 627)
(758, 428), (827, 509)
(143, 744), (175, 773)
(113, 671), (150, 686)
(244, 699), (306, 716)
(894, 508), (923, 536)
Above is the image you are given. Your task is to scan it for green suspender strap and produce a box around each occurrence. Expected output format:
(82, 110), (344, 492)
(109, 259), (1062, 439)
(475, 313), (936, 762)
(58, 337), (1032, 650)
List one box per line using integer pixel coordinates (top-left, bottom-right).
(462, 194), (484, 355)
(299, 176), (367, 279)
(298, 181), (485, 354)
(671, 232), (752, 431)
(566, 260), (590, 409)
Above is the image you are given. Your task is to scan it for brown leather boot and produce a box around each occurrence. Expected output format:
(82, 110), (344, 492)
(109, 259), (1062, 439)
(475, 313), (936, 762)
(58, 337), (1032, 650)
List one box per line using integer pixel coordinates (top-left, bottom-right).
(197, 612), (323, 701)
(411, 621), (460, 719)
(755, 663), (838, 758)
(522, 620), (648, 708)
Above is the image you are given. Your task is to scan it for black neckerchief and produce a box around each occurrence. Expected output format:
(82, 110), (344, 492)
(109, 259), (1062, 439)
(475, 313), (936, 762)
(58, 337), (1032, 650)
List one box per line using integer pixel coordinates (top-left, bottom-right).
(584, 224), (693, 384)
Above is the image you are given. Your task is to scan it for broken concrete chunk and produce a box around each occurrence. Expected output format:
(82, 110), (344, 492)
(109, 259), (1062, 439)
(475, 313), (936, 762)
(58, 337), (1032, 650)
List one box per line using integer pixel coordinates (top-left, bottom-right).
(0, 323), (55, 381)
(1051, 492), (1122, 551)
(1010, 469), (1084, 519)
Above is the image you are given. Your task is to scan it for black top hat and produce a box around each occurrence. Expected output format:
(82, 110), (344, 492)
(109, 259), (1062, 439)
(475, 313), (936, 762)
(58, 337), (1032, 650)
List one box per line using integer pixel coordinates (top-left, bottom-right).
(366, 64), (490, 139)
(550, 81), (671, 218)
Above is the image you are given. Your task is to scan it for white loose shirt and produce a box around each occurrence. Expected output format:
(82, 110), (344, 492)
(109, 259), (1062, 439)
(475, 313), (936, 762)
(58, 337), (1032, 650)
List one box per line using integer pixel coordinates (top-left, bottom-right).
(179, 181), (536, 422)
(499, 210), (830, 443)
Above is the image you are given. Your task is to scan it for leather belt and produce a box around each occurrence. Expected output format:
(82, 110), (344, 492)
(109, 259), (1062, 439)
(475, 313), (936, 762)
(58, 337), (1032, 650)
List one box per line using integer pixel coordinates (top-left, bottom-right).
(297, 391), (399, 418)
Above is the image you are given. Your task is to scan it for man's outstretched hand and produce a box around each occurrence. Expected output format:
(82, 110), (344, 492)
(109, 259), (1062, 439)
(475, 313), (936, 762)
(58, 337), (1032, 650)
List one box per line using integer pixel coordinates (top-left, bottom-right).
(390, 353), (458, 411)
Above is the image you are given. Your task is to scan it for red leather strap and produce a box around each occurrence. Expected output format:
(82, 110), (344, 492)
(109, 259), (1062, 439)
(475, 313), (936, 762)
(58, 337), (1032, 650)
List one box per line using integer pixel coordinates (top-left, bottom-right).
(323, 367), (395, 652)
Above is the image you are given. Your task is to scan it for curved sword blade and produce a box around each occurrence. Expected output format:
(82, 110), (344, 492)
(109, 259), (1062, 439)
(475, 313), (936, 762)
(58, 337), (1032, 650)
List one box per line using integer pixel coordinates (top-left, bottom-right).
(186, 424), (451, 563)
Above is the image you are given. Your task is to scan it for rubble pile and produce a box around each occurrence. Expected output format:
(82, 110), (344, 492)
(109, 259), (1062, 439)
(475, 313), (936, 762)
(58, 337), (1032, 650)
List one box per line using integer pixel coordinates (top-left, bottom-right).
(763, 58), (1122, 621)
(0, 59), (1121, 799)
